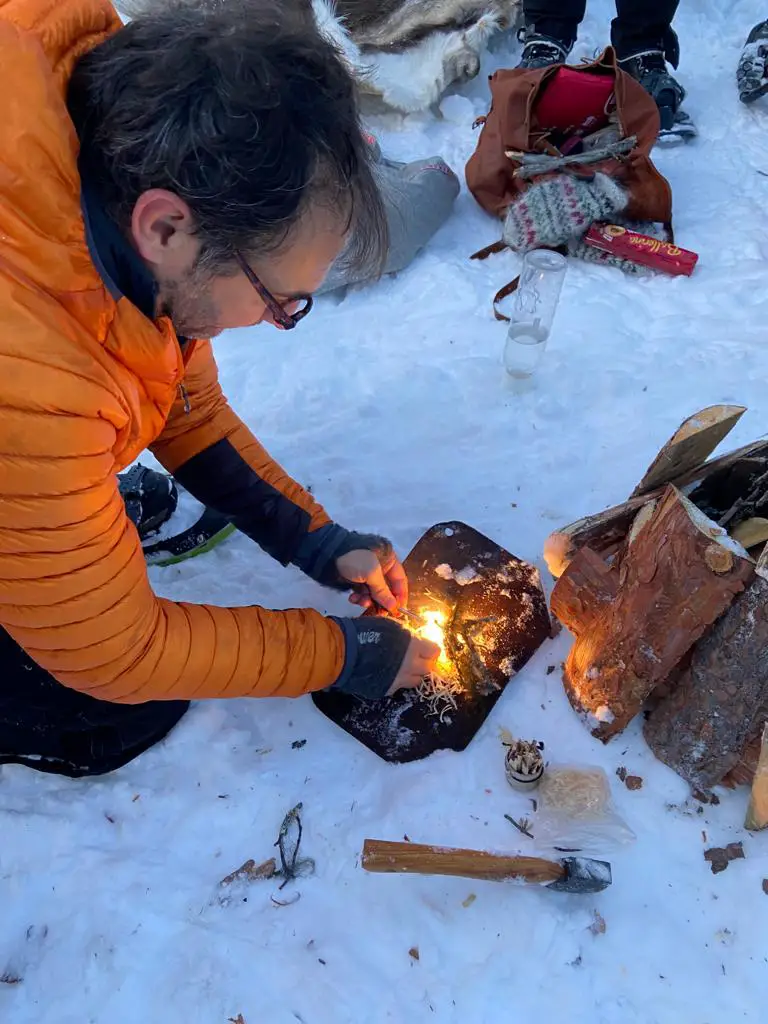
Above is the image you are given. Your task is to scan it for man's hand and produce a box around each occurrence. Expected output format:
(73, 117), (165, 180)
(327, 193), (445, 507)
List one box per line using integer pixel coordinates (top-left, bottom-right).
(330, 615), (439, 700)
(387, 636), (440, 696)
(337, 546), (408, 613)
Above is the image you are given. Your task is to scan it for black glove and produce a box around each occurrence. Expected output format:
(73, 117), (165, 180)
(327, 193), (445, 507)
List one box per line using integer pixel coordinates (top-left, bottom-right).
(330, 615), (411, 700)
(293, 525), (392, 591)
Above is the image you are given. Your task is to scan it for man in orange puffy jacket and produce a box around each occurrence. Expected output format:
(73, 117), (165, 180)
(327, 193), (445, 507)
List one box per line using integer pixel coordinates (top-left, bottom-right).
(0, 0), (438, 777)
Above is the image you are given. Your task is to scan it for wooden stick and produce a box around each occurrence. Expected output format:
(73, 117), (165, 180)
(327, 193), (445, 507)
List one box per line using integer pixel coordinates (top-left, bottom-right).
(361, 840), (563, 885)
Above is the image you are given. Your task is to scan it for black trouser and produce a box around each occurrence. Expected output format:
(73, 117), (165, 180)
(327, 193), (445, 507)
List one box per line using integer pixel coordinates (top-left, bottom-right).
(524, 0), (680, 59)
(0, 628), (189, 777)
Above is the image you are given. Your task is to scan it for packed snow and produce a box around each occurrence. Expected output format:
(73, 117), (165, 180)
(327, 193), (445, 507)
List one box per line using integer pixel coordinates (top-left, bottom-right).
(3, 2), (768, 1022)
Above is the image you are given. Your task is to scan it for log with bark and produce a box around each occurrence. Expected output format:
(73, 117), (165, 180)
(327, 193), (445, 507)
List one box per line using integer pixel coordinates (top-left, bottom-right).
(643, 553), (768, 789)
(555, 486), (754, 741)
(544, 438), (768, 579)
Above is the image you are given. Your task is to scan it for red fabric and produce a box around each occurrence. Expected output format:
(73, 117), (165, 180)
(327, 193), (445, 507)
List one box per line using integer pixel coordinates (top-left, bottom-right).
(534, 67), (615, 131)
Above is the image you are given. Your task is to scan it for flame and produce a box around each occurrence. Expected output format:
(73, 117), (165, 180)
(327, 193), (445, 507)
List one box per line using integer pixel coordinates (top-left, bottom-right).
(417, 610), (447, 654)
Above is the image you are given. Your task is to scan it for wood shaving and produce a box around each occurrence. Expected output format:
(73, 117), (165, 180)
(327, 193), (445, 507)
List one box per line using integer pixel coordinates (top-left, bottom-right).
(462, 893), (477, 908)
(416, 671), (463, 722)
(408, 947), (420, 961)
(538, 768), (611, 817)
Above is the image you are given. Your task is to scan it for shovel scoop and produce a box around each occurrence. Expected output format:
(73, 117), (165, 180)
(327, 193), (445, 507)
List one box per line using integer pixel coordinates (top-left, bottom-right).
(362, 839), (612, 895)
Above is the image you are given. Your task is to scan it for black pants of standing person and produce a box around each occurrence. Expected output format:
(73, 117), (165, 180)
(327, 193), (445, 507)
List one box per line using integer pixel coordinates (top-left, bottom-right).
(524, 0), (680, 59)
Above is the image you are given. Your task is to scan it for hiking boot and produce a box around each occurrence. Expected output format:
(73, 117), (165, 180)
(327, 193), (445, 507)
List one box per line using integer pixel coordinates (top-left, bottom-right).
(118, 463), (178, 541)
(516, 30), (572, 70)
(618, 49), (686, 134)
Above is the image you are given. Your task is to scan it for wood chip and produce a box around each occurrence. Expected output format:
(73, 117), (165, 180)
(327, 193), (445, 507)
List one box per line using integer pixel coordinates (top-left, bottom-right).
(589, 910), (607, 935)
(762, 879), (768, 895)
(462, 893), (477, 908)
(219, 857), (277, 888)
(229, 1016), (246, 1024)
(704, 842), (745, 874)
(409, 947), (420, 961)
(0, 973), (22, 985)
(625, 775), (643, 791)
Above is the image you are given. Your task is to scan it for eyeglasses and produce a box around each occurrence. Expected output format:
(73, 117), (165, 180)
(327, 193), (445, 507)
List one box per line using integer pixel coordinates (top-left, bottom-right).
(235, 251), (313, 330)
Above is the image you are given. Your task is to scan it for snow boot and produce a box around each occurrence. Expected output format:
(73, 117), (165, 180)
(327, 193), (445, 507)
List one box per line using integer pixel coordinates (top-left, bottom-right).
(118, 463), (234, 566)
(118, 463), (178, 540)
(737, 20), (768, 104)
(516, 28), (572, 70)
(618, 43), (696, 144)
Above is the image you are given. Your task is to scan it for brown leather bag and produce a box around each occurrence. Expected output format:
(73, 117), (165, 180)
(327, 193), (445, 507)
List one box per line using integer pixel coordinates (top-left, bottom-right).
(465, 48), (673, 317)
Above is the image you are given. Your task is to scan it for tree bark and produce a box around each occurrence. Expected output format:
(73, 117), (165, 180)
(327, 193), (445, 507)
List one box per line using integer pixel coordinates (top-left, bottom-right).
(562, 486), (754, 741)
(643, 571), (768, 788)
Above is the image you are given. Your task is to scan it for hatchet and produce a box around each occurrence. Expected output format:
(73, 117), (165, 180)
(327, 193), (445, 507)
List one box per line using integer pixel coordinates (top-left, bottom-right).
(361, 839), (612, 895)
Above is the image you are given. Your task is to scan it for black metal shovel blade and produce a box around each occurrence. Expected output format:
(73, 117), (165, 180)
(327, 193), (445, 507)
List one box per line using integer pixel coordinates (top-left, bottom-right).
(312, 521), (551, 763)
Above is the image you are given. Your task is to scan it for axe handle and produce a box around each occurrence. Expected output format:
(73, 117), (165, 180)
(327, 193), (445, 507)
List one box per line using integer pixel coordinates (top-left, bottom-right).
(362, 840), (564, 885)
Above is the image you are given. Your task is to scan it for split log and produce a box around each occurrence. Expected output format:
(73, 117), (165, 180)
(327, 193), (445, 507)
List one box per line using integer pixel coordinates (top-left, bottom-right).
(745, 723), (768, 830)
(562, 486), (754, 741)
(643, 576), (768, 789)
(544, 438), (768, 579)
(550, 546), (618, 634)
(631, 405), (746, 498)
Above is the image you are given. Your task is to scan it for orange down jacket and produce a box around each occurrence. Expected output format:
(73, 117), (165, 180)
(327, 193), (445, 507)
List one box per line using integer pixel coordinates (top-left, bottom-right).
(0, 0), (347, 702)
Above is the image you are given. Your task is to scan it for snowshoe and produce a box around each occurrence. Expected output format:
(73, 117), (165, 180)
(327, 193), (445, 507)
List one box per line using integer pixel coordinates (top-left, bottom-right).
(141, 506), (235, 567)
(119, 464), (234, 567)
(619, 48), (696, 145)
(737, 20), (768, 104)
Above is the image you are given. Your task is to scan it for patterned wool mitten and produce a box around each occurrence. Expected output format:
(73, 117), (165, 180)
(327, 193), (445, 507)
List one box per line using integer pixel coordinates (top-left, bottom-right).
(503, 172), (629, 252)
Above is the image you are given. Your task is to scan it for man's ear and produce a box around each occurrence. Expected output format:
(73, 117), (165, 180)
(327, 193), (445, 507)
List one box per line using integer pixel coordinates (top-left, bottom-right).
(131, 189), (195, 269)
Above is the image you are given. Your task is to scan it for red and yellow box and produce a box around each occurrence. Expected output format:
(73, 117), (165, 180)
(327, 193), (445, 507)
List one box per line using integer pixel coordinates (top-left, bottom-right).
(585, 223), (698, 277)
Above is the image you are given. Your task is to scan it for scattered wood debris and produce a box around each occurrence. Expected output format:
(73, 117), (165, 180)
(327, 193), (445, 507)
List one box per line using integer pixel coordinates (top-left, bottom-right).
(692, 790), (720, 805)
(0, 973), (22, 985)
(219, 858), (277, 888)
(616, 767), (643, 790)
(229, 1015), (246, 1024)
(462, 893), (477, 908)
(762, 879), (768, 895)
(291, 739), (307, 750)
(409, 947), (420, 961)
(704, 842), (745, 875)
(546, 665), (556, 675)
(589, 910), (607, 935)
(504, 814), (534, 839)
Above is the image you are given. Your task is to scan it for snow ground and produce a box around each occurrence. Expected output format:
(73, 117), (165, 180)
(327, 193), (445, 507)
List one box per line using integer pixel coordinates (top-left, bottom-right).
(3, 1), (768, 1021)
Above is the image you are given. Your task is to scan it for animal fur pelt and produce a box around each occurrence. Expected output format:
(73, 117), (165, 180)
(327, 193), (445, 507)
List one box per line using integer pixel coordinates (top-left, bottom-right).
(116, 0), (521, 113)
(312, 0), (521, 111)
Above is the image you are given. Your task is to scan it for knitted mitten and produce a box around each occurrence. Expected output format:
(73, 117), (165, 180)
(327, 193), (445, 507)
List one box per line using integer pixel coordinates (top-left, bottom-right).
(503, 172), (629, 252)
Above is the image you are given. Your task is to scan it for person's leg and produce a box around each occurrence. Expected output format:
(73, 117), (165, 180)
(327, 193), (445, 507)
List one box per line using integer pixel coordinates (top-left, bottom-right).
(611, 0), (680, 61)
(517, 0), (586, 68)
(612, 0), (687, 135)
(0, 628), (189, 777)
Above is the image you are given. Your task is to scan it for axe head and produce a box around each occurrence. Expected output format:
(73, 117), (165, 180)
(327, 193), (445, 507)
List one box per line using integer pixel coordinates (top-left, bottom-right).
(546, 857), (612, 894)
